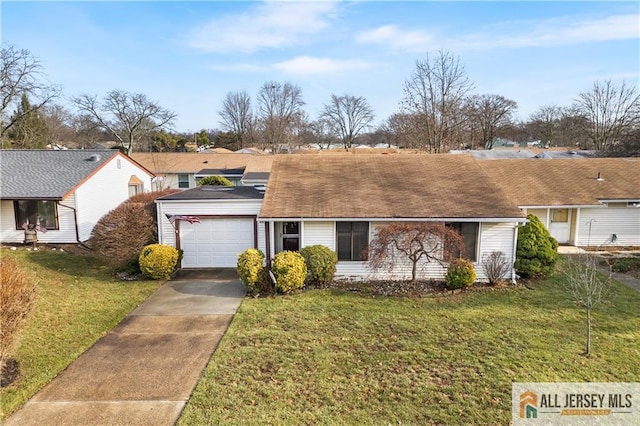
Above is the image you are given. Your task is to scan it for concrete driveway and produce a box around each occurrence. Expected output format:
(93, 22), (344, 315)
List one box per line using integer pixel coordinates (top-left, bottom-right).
(5, 269), (245, 426)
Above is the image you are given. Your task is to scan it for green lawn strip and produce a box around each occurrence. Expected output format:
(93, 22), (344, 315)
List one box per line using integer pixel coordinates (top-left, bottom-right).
(0, 249), (162, 419)
(180, 277), (640, 425)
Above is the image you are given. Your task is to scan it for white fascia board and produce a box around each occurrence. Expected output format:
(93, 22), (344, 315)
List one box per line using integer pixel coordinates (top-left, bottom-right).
(258, 217), (527, 223)
(520, 204), (606, 209)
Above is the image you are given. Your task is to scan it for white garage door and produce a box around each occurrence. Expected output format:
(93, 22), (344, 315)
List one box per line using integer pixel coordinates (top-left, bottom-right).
(180, 218), (255, 268)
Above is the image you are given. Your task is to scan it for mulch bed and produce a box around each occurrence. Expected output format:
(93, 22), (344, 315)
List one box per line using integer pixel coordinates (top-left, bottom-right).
(307, 279), (512, 297)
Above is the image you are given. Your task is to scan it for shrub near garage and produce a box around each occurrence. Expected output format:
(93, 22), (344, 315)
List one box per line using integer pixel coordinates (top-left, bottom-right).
(445, 258), (476, 290)
(139, 244), (179, 279)
(272, 251), (307, 294)
(299, 245), (338, 284)
(237, 248), (266, 295)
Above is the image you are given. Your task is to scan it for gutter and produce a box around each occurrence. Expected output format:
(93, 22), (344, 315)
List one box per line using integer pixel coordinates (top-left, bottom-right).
(57, 202), (86, 247)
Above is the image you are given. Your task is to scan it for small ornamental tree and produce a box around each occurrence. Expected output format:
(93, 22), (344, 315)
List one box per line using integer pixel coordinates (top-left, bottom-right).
(272, 251), (307, 293)
(299, 245), (338, 284)
(89, 189), (179, 272)
(367, 222), (464, 281)
(197, 175), (233, 187)
(561, 254), (612, 356)
(515, 214), (559, 279)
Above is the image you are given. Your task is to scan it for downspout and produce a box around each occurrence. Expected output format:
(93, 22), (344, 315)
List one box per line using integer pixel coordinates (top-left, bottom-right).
(57, 202), (88, 248)
(511, 222), (526, 284)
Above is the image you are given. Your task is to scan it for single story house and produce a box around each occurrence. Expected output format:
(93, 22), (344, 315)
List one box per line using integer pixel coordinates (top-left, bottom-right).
(130, 152), (274, 190)
(480, 158), (640, 247)
(157, 154), (527, 281)
(0, 149), (153, 244)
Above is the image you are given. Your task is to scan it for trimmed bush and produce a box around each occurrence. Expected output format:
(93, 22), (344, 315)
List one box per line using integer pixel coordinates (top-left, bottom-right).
(0, 257), (37, 370)
(515, 214), (559, 279)
(237, 248), (266, 294)
(139, 244), (179, 279)
(481, 250), (510, 286)
(445, 258), (476, 290)
(272, 251), (307, 294)
(89, 189), (179, 272)
(198, 175), (233, 187)
(299, 245), (338, 284)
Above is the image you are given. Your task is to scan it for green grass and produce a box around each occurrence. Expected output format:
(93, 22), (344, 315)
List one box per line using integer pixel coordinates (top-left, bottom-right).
(0, 248), (162, 419)
(180, 275), (640, 425)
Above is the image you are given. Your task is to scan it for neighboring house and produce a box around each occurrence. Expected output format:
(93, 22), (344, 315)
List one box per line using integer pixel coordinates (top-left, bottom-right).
(0, 149), (153, 244)
(157, 154), (527, 281)
(480, 158), (640, 247)
(130, 153), (274, 190)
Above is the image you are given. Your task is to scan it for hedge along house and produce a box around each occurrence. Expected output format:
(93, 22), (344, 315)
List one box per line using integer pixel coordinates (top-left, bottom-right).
(479, 158), (640, 248)
(259, 155), (527, 282)
(0, 149), (153, 244)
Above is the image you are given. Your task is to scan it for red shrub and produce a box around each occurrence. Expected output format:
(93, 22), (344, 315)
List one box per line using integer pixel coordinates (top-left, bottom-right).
(89, 189), (179, 272)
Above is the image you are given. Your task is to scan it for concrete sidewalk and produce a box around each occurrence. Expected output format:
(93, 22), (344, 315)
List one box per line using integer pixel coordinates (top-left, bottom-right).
(5, 269), (245, 426)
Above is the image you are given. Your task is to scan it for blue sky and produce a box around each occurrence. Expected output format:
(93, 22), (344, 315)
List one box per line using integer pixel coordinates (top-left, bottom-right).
(2, 1), (638, 133)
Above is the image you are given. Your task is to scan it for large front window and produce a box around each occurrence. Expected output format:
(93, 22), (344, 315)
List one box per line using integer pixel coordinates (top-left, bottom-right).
(14, 200), (58, 230)
(446, 222), (479, 261)
(337, 222), (369, 261)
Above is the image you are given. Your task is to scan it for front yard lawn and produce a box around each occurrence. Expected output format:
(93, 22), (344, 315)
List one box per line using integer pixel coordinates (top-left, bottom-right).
(0, 248), (162, 419)
(180, 274), (640, 424)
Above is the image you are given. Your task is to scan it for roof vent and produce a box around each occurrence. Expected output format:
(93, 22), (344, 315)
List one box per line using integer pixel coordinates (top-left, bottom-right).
(87, 154), (101, 162)
(596, 172), (604, 181)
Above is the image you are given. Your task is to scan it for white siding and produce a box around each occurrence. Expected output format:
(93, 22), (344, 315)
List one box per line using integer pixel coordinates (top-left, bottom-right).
(296, 220), (518, 282)
(156, 199), (265, 254)
(302, 221), (335, 250)
(0, 197), (78, 244)
(577, 207), (640, 247)
(476, 222), (517, 281)
(75, 153), (153, 241)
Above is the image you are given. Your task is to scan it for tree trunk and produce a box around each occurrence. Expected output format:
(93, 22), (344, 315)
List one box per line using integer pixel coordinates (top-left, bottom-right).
(411, 261), (417, 282)
(586, 307), (591, 356)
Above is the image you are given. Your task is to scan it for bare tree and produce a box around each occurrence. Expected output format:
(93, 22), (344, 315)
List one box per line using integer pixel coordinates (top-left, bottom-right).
(527, 105), (563, 146)
(367, 222), (464, 282)
(1, 44), (61, 143)
(42, 103), (76, 147)
(72, 90), (177, 154)
(465, 94), (517, 149)
(256, 81), (305, 153)
(561, 254), (612, 355)
(481, 251), (510, 286)
(320, 94), (375, 149)
(401, 50), (474, 153)
(573, 80), (640, 151)
(219, 90), (251, 150)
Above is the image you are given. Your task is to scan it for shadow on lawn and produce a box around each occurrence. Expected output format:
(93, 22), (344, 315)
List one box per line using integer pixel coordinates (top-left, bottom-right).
(5, 246), (117, 281)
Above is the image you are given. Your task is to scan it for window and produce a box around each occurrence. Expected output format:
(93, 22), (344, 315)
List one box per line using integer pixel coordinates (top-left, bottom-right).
(178, 174), (190, 189)
(447, 222), (479, 261)
(14, 200), (58, 230)
(128, 175), (144, 196)
(337, 222), (369, 261)
(551, 209), (568, 223)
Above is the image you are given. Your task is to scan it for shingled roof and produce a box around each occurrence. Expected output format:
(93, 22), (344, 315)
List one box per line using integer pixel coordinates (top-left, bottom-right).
(0, 149), (119, 200)
(259, 154), (524, 220)
(130, 152), (274, 174)
(479, 158), (640, 206)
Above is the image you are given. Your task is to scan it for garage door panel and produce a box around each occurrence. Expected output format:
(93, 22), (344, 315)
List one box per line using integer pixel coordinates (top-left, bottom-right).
(181, 218), (254, 268)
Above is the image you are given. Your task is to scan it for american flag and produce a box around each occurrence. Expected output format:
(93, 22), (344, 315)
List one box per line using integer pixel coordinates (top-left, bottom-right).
(165, 214), (201, 227)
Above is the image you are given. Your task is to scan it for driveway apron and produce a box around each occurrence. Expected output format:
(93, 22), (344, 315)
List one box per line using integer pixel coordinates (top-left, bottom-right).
(5, 269), (245, 426)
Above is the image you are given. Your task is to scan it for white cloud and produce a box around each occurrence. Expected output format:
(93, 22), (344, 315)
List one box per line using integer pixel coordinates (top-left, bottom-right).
(357, 13), (639, 53)
(188, 1), (341, 53)
(356, 25), (433, 52)
(273, 56), (373, 75)
(454, 13), (640, 50)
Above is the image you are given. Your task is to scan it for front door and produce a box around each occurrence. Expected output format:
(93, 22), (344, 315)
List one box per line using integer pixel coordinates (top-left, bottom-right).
(549, 208), (571, 243)
(277, 222), (300, 252)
